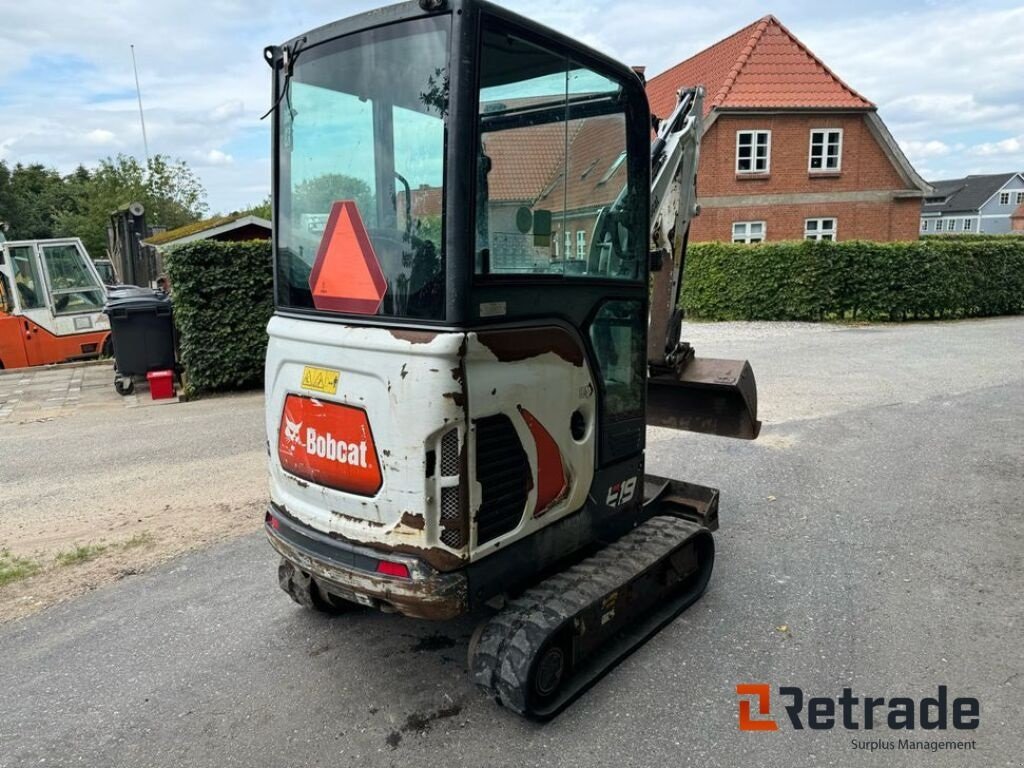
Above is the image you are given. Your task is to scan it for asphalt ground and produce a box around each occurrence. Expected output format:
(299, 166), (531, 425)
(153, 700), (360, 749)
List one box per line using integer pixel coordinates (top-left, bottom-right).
(1, 317), (1021, 768)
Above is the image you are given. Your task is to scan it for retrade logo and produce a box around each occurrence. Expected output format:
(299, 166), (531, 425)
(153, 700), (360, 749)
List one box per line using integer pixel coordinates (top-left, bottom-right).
(737, 684), (779, 731)
(277, 394), (382, 496)
(735, 684), (979, 732)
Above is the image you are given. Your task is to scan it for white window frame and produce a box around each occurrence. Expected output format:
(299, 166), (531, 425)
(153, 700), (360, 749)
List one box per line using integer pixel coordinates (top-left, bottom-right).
(947, 218), (959, 232)
(962, 218), (973, 232)
(999, 192), (1010, 205)
(564, 230), (571, 255)
(732, 221), (765, 244)
(576, 230), (586, 259)
(804, 217), (837, 241)
(934, 219), (944, 232)
(808, 128), (843, 172)
(736, 130), (771, 174)
(920, 218), (930, 232)
(1015, 191), (1024, 205)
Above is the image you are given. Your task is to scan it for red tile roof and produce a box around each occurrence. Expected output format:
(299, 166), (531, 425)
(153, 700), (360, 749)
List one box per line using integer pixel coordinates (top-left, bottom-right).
(483, 122), (577, 202)
(646, 15), (874, 120)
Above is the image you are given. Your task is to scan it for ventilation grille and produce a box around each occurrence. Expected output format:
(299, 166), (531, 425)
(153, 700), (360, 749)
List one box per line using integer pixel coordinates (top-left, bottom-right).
(440, 429), (460, 476)
(474, 414), (530, 545)
(439, 487), (462, 548)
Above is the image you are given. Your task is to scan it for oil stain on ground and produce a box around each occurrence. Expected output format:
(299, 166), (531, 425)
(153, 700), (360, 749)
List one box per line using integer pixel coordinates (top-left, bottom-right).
(385, 703), (463, 749)
(410, 632), (457, 652)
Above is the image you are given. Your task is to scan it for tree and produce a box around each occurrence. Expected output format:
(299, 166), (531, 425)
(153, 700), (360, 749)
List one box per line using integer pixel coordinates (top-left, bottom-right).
(0, 161), (72, 241)
(292, 174), (374, 223)
(53, 154), (208, 256)
(239, 196), (272, 220)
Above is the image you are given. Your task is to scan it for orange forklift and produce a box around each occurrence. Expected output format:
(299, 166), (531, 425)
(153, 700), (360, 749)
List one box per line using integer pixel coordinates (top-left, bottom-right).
(0, 237), (110, 370)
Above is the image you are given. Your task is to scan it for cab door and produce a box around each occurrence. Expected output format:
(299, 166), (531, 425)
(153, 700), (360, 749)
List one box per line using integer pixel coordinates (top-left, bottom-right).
(5, 243), (54, 366)
(0, 248), (30, 369)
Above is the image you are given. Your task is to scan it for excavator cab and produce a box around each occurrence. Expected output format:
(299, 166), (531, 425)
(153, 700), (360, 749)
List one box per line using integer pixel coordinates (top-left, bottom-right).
(264, 0), (759, 718)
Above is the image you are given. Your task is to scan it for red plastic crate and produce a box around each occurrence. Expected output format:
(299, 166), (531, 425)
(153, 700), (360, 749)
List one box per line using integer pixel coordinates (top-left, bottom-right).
(146, 369), (175, 400)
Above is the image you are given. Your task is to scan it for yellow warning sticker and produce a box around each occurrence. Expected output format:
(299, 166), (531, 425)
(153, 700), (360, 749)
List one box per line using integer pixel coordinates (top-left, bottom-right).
(300, 366), (340, 395)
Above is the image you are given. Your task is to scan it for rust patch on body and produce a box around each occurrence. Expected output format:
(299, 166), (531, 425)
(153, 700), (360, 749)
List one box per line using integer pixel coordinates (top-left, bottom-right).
(331, 510), (386, 528)
(319, 526), (467, 572)
(399, 512), (426, 531)
(476, 326), (584, 366)
(389, 329), (437, 344)
(442, 391), (465, 407)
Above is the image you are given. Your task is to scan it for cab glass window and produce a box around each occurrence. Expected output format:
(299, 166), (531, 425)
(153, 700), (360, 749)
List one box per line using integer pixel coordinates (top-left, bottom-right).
(10, 245), (45, 309)
(475, 23), (640, 280)
(41, 244), (105, 314)
(589, 300), (644, 418)
(276, 16), (449, 320)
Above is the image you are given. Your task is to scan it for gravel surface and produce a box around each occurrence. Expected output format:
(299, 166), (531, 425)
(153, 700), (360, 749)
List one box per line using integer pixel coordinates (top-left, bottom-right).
(1, 317), (1022, 767)
(0, 391), (265, 621)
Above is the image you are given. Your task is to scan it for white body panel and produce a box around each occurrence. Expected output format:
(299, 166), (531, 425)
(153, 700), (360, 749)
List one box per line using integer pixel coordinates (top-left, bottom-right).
(266, 316), (466, 562)
(266, 316), (598, 566)
(463, 329), (596, 559)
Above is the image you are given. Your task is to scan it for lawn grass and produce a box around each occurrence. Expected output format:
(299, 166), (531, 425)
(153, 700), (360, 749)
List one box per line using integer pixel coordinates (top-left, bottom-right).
(0, 549), (42, 587)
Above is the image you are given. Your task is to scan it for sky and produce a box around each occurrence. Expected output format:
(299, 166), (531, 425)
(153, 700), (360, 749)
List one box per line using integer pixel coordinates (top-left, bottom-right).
(1, 0), (1022, 215)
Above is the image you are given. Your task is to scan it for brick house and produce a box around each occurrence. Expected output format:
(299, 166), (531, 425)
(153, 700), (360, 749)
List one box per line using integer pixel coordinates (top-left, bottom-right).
(646, 15), (929, 243)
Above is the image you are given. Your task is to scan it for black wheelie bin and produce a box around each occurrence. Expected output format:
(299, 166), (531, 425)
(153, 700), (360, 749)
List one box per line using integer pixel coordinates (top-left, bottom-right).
(103, 287), (176, 395)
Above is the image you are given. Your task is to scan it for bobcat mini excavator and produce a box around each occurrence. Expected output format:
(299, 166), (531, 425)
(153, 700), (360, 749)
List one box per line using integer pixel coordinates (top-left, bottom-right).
(263, 0), (759, 719)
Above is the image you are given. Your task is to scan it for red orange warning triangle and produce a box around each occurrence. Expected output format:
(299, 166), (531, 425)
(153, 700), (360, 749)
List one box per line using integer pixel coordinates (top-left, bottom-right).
(309, 200), (387, 314)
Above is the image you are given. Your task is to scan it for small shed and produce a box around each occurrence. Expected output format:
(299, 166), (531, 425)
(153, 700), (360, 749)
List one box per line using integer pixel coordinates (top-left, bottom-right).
(145, 214), (271, 250)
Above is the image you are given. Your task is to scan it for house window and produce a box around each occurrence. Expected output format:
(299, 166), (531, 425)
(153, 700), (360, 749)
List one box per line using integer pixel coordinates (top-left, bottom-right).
(809, 129), (842, 172)
(921, 219), (930, 232)
(934, 219), (944, 232)
(963, 218), (973, 231)
(805, 218), (837, 241)
(732, 221), (765, 244)
(947, 218), (958, 232)
(736, 131), (770, 174)
(999, 192), (1010, 205)
(1016, 191), (1024, 205)
(576, 230), (586, 258)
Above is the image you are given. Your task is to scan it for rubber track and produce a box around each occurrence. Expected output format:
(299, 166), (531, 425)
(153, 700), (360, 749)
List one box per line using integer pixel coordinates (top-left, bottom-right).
(469, 516), (705, 716)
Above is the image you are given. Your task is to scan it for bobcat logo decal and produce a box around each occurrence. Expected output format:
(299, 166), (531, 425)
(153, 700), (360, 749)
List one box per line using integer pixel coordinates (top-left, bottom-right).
(284, 416), (302, 445)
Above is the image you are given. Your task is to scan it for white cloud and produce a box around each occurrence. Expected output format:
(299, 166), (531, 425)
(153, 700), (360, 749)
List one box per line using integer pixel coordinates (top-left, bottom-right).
(899, 140), (952, 160)
(200, 149), (234, 166)
(85, 128), (116, 145)
(969, 136), (1023, 157)
(209, 100), (245, 123)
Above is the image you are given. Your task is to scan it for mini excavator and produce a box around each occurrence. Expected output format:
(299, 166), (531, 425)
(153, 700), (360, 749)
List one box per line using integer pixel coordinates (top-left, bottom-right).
(263, 0), (759, 719)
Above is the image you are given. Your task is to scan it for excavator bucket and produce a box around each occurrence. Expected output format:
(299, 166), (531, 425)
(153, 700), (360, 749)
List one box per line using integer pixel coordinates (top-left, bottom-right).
(647, 357), (761, 440)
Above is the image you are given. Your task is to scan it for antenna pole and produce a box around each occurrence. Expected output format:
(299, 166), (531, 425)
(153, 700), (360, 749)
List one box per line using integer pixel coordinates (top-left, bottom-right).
(130, 44), (150, 165)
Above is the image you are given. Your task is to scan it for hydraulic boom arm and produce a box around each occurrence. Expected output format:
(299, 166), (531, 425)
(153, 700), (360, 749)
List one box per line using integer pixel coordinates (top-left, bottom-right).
(643, 87), (761, 440)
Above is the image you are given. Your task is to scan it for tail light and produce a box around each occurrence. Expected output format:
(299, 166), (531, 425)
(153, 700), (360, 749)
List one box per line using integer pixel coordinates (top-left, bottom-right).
(376, 560), (410, 579)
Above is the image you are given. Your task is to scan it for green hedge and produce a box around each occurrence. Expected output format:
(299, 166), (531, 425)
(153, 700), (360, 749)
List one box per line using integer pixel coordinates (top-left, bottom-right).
(164, 240), (273, 393)
(682, 238), (1024, 321)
